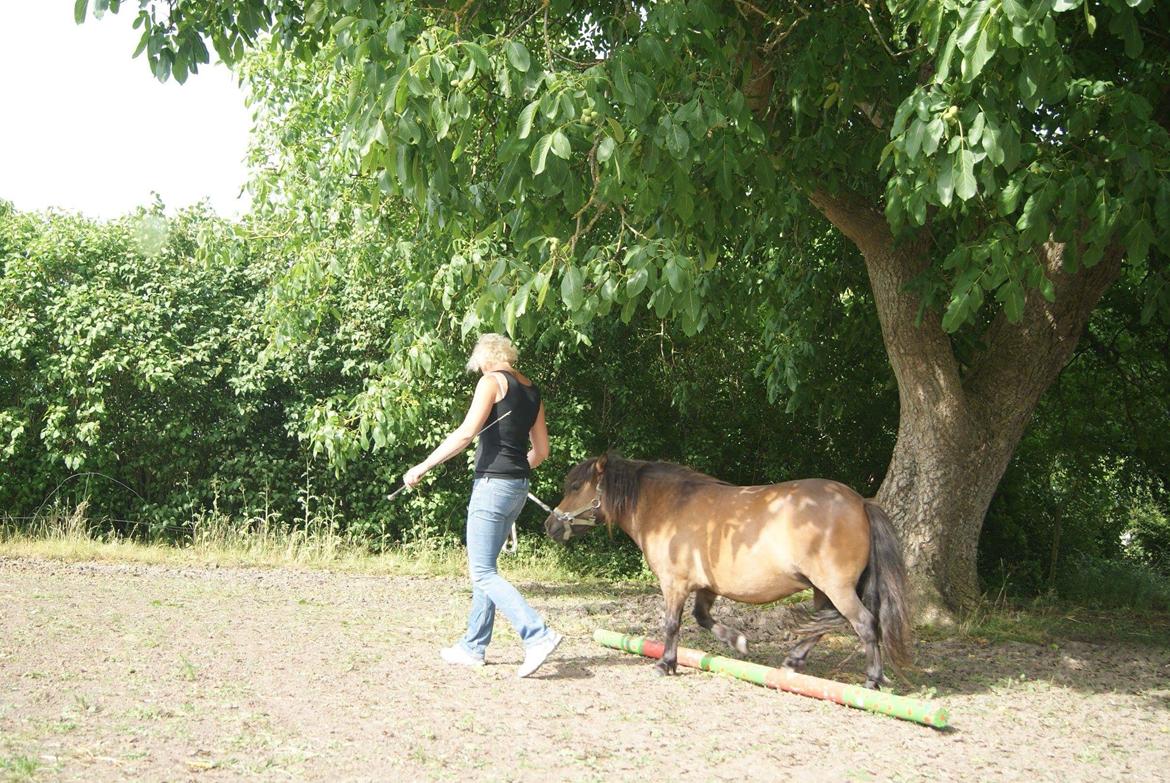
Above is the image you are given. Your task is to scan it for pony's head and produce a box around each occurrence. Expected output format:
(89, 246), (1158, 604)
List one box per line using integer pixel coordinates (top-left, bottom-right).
(544, 453), (655, 541)
(543, 455), (608, 543)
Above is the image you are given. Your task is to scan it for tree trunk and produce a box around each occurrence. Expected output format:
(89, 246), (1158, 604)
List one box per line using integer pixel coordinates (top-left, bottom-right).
(809, 190), (1123, 617)
(875, 393), (1026, 621)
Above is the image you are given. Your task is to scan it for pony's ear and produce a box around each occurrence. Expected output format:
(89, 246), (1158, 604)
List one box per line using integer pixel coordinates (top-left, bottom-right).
(594, 453), (608, 476)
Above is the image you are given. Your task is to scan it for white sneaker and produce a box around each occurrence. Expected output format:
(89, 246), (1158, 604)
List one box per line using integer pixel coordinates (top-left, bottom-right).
(517, 631), (562, 678)
(440, 645), (485, 667)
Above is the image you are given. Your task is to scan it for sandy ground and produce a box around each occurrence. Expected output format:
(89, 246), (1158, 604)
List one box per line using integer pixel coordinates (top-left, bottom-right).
(2, 556), (1169, 782)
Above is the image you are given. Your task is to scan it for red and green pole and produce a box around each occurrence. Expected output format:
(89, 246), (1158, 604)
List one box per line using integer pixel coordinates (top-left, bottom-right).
(594, 629), (949, 729)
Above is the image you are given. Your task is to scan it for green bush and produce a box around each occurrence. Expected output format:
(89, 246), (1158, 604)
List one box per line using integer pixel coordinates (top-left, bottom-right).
(1055, 553), (1170, 612)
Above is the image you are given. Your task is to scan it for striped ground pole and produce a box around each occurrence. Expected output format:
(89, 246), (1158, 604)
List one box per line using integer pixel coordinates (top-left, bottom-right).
(593, 629), (949, 729)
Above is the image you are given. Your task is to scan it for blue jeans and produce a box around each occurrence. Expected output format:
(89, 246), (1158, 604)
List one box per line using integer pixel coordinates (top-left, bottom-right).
(458, 477), (552, 658)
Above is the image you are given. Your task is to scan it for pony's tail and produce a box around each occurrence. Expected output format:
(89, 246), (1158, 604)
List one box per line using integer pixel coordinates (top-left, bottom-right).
(861, 501), (913, 670)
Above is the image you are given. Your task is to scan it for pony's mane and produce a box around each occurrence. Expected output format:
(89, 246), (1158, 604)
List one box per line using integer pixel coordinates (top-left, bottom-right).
(568, 453), (729, 525)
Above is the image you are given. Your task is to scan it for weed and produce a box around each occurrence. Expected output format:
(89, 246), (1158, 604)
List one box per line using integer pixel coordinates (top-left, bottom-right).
(0, 503), (643, 584)
(0, 755), (40, 782)
(943, 598), (1170, 648)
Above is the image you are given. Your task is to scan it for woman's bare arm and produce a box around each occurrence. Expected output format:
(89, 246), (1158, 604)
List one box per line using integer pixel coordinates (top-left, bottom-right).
(403, 376), (497, 487)
(527, 401), (549, 470)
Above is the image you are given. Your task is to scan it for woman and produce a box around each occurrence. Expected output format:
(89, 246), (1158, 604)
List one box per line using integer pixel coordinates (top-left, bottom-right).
(403, 333), (561, 678)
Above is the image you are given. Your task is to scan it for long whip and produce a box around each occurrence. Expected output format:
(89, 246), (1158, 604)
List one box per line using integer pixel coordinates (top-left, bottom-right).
(385, 410), (513, 501)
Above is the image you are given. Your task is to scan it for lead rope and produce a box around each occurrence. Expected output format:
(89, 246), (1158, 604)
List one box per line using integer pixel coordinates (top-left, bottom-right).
(512, 487), (603, 546)
(502, 493), (550, 556)
(526, 492), (555, 515)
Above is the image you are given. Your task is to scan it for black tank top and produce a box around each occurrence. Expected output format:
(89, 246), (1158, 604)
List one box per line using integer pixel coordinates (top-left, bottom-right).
(474, 371), (541, 478)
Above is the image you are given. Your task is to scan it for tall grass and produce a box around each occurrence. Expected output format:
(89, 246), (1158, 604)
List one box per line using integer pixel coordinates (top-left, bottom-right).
(0, 502), (650, 586)
(1054, 553), (1170, 612)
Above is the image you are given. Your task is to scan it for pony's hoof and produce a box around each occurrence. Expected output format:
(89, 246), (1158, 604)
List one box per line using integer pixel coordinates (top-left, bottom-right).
(863, 678), (882, 691)
(653, 661), (674, 676)
(782, 656), (806, 671)
(734, 634), (748, 655)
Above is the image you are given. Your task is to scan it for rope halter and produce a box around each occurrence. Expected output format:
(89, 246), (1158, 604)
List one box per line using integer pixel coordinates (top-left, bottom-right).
(527, 485), (603, 540)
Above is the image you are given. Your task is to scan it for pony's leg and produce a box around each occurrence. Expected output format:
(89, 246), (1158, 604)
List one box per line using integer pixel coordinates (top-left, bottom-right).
(655, 583), (688, 676)
(819, 582), (884, 689)
(692, 589), (748, 654)
(783, 588), (838, 671)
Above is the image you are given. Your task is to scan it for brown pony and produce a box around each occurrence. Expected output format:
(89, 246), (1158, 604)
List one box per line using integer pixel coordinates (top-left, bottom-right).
(543, 454), (912, 689)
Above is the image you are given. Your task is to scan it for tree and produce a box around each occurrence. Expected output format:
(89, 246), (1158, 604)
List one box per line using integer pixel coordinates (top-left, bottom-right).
(79, 0), (1170, 615)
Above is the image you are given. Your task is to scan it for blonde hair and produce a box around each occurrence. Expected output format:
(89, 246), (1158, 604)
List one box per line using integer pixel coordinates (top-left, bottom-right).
(466, 333), (519, 372)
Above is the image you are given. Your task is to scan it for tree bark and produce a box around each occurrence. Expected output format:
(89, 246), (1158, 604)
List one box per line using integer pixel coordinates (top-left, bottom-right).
(808, 190), (1123, 618)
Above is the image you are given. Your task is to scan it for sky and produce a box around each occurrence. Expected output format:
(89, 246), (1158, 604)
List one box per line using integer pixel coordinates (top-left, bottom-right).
(0, 3), (253, 220)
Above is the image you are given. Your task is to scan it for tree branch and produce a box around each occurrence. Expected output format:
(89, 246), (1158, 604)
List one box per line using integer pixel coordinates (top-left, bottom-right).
(965, 241), (1125, 434)
(809, 188), (967, 425)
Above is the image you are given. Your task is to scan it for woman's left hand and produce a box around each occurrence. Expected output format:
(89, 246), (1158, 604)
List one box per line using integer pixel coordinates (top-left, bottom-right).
(403, 463), (428, 488)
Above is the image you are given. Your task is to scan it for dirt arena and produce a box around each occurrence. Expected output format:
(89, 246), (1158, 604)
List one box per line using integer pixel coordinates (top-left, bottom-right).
(2, 557), (1169, 781)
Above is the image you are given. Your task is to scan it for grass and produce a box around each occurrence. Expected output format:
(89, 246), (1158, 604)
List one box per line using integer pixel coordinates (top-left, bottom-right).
(0, 755), (41, 782)
(0, 503), (647, 587)
(919, 592), (1170, 648)
(4, 505), (1166, 649)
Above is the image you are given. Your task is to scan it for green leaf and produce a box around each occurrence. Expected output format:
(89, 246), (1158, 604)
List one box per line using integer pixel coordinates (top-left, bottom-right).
(675, 189), (694, 222)
(133, 28), (150, 57)
(394, 76), (410, 112)
(1084, 0), (1097, 35)
(551, 130), (571, 159)
(969, 112), (986, 147)
(560, 265), (584, 309)
(1039, 275), (1056, 302)
(505, 41), (531, 72)
(539, 91), (559, 121)
(957, 0), (990, 53)
(1001, 0), (1028, 23)
(530, 133), (554, 175)
(597, 136), (616, 163)
(1125, 218), (1153, 264)
(1001, 281), (1026, 322)
(664, 258), (687, 292)
(962, 27), (997, 82)
(1016, 192), (1046, 234)
(74, 0), (89, 24)
(533, 269), (551, 309)
(934, 30), (958, 84)
(461, 308), (479, 338)
(627, 267), (649, 297)
(923, 118), (945, 156)
(653, 287), (673, 318)
(999, 178), (1023, 215)
(937, 155), (955, 207)
(606, 117), (626, 143)
(905, 119), (927, 159)
(558, 92), (577, 122)
(386, 21), (405, 55)
(612, 58), (634, 104)
(407, 71), (427, 96)
(517, 100), (539, 140)
(982, 119), (1003, 166)
(432, 98), (451, 140)
(666, 125), (689, 159)
(488, 257), (506, 283)
(910, 187), (927, 226)
(464, 42), (490, 72)
(955, 149), (977, 201)
(373, 119), (390, 146)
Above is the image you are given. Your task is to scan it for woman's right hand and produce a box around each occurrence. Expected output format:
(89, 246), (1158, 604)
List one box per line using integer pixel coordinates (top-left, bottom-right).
(403, 463), (428, 488)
